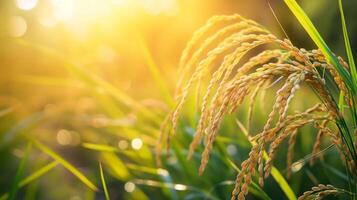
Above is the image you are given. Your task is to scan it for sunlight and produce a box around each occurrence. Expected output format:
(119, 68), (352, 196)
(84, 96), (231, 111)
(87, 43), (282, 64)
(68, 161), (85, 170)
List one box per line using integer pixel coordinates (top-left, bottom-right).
(16, 0), (38, 10)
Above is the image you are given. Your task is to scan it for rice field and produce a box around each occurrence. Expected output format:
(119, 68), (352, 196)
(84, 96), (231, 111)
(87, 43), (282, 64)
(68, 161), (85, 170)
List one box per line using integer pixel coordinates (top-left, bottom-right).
(0, 0), (356, 200)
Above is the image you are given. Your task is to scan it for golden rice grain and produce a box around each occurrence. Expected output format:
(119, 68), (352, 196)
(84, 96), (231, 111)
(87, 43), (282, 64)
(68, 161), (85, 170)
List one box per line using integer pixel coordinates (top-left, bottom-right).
(161, 13), (355, 200)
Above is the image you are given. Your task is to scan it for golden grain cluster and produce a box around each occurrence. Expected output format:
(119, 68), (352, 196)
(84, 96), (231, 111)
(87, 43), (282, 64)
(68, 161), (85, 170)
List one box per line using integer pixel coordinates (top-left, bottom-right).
(158, 14), (355, 200)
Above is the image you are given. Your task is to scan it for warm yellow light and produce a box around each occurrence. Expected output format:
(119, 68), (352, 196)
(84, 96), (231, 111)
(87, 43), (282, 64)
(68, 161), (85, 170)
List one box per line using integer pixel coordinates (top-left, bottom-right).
(141, 0), (179, 15)
(16, 0), (38, 10)
(38, 16), (57, 28)
(131, 138), (143, 150)
(97, 45), (118, 64)
(112, 0), (126, 5)
(51, 0), (74, 22)
(8, 16), (27, 38)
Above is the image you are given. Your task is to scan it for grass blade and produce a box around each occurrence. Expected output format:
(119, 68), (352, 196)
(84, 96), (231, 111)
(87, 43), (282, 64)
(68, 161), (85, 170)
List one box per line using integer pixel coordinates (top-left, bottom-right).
(101, 152), (130, 180)
(19, 161), (58, 187)
(338, 0), (357, 87)
(82, 143), (119, 152)
(99, 163), (110, 200)
(30, 138), (98, 191)
(8, 142), (32, 200)
(338, 0), (357, 131)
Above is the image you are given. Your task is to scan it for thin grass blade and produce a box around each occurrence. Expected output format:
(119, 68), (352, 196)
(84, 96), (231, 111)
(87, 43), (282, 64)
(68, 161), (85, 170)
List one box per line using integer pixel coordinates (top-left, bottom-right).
(30, 138), (98, 191)
(284, 0), (354, 93)
(99, 163), (110, 200)
(19, 161), (58, 187)
(82, 143), (119, 152)
(338, 0), (357, 87)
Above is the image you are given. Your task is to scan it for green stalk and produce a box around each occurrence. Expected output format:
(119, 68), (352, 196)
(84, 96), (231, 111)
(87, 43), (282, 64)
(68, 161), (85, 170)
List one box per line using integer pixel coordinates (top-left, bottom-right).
(338, 0), (357, 130)
(284, 0), (354, 93)
(338, 0), (357, 89)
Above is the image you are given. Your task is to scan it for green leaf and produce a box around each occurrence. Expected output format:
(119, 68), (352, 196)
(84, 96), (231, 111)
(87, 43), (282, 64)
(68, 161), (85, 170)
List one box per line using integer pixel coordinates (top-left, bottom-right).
(19, 161), (58, 187)
(99, 163), (110, 200)
(101, 152), (130, 180)
(30, 138), (98, 191)
(338, 0), (357, 88)
(284, 0), (354, 93)
(339, 91), (344, 114)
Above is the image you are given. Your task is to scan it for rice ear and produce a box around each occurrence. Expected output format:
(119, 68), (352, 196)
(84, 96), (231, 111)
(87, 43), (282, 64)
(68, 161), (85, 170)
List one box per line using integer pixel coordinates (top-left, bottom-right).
(298, 184), (342, 200)
(166, 13), (355, 200)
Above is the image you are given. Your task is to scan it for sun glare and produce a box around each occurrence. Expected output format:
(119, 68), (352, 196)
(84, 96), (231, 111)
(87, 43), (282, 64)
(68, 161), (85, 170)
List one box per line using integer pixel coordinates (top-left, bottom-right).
(16, 0), (38, 10)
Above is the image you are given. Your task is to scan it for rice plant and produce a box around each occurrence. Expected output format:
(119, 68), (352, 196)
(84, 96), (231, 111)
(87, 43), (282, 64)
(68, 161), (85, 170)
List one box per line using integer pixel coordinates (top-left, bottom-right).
(163, 4), (357, 200)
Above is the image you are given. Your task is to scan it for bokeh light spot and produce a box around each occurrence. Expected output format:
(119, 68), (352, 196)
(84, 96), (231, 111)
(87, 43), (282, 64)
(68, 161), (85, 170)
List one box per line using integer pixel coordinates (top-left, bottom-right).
(124, 182), (135, 192)
(226, 144), (237, 156)
(56, 129), (72, 146)
(118, 140), (129, 150)
(131, 138), (143, 150)
(174, 184), (187, 191)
